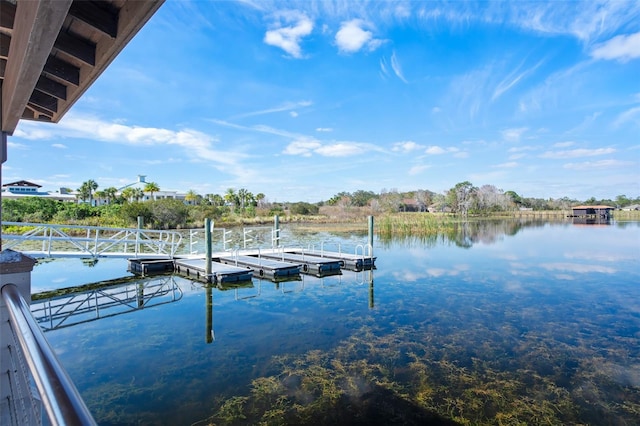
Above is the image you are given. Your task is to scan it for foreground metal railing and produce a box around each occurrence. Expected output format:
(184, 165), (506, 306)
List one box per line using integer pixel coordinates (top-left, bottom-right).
(1, 222), (183, 258)
(1, 283), (97, 426)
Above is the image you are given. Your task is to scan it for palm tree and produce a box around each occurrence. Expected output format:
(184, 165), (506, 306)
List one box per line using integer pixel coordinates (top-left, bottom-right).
(132, 188), (144, 202)
(237, 188), (250, 211)
(256, 193), (266, 208)
(121, 187), (134, 203)
(224, 188), (237, 210)
(144, 182), (160, 200)
(78, 179), (98, 205)
(104, 187), (118, 204)
(185, 189), (200, 205)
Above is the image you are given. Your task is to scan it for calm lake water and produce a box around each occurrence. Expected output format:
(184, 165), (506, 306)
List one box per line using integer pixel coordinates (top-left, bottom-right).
(32, 219), (640, 425)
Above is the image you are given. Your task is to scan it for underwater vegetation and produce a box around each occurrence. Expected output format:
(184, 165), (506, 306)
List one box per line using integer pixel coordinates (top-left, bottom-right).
(201, 307), (640, 425)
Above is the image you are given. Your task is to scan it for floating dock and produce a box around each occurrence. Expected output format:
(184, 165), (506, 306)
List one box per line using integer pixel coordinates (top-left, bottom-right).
(174, 258), (253, 283)
(218, 255), (301, 279)
(128, 258), (175, 275)
(257, 252), (342, 275)
(289, 249), (376, 270)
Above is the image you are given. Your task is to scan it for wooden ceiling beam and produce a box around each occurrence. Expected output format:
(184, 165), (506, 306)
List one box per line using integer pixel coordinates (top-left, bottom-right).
(68, 1), (119, 38)
(0, 1), (17, 31)
(35, 75), (67, 100)
(0, 33), (9, 58)
(29, 89), (58, 114)
(43, 55), (80, 86)
(1, 0), (72, 134)
(54, 31), (96, 66)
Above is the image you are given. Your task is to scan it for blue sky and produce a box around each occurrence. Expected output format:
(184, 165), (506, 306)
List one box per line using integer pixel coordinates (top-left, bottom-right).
(8, 0), (640, 203)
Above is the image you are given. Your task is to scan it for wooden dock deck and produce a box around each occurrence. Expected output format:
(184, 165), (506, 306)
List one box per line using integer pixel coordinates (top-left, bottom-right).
(218, 255), (301, 279)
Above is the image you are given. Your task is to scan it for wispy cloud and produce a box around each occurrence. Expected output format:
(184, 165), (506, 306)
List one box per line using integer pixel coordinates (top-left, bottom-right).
(335, 19), (383, 53)
(614, 106), (640, 128)
(539, 147), (616, 159)
(392, 141), (424, 153)
(390, 51), (408, 83)
(408, 164), (430, 175)
(264, 11), (313, 58)
(591, 31), (640, 62)
(316, 127), (333, 132)
(501, 127), (528, 142)
(492, 59), (544, 101)
(52, 144), (67, 149)
(563, 159), (635, 170)
(16, 115), (248, 169)
(425, 145), (451, 155)
(284, 138), (379, 157)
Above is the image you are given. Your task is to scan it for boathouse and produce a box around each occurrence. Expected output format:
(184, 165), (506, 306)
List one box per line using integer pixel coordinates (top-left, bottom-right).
(570, 205), (615, 219)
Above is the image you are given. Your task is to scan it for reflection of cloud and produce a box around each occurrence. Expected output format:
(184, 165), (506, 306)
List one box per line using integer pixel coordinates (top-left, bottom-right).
(565, 252), (636, 262)
(540, 262), (616, 274)
(426, 268), (447, 277)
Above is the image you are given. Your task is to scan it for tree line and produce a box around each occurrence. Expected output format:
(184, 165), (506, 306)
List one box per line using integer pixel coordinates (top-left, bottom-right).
(2, 178), (638, 228)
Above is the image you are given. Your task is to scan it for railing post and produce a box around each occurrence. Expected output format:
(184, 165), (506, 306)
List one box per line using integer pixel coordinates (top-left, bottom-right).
(0, 249), (39, 425)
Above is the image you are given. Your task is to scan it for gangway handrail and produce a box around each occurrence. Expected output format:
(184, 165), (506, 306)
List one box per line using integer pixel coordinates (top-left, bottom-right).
(1, 283), (97, 426)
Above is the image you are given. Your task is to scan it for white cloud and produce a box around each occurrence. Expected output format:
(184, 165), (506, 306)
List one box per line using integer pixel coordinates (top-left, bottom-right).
(15, 115), (248, 168)
(591, 31), (640, 62)
(264, 11), (313, 58)
(289, 111), (299, 118)
(392, 141), (423, 152)
(425, 145), (459, 155)
(283, 138), (322, 157)
(563, 159), (635, 170)
(52, 144), (67, 149)
(316, 142), (365, 157)
(539, 147), (616, 159)
(501, 127), (528, 142)
(335, 19), (382, 53)
(316, 127), (333, 132)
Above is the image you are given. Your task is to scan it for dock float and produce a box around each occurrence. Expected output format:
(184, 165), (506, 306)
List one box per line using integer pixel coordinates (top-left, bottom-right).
(128, 258), (174, 275)
(256, 252), (342, 276)
(174, 258), (253, 283)
(290, 249), (376, 270)
(218, 255), (301, 279)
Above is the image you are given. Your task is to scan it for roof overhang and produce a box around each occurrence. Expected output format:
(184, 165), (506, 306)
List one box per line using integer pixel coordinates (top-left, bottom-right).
(0, 0), (164, 135)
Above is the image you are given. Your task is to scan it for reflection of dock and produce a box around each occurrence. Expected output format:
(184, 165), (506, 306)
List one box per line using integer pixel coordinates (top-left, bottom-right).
(31, 276), (182, 331)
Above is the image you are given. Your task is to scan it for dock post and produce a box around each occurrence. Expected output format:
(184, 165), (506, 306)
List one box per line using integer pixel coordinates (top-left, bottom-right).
(205, 218), (212, 281)
(274, 215), (280, 248)
(368, 215), (374, 257)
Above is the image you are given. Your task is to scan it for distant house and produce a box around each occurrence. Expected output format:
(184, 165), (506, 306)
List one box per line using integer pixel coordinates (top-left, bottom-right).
(621, 204), (640, 211)
(2, 180), (43, 195)
(571, 205), (615, 219)
(2, 180), (76, 202)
